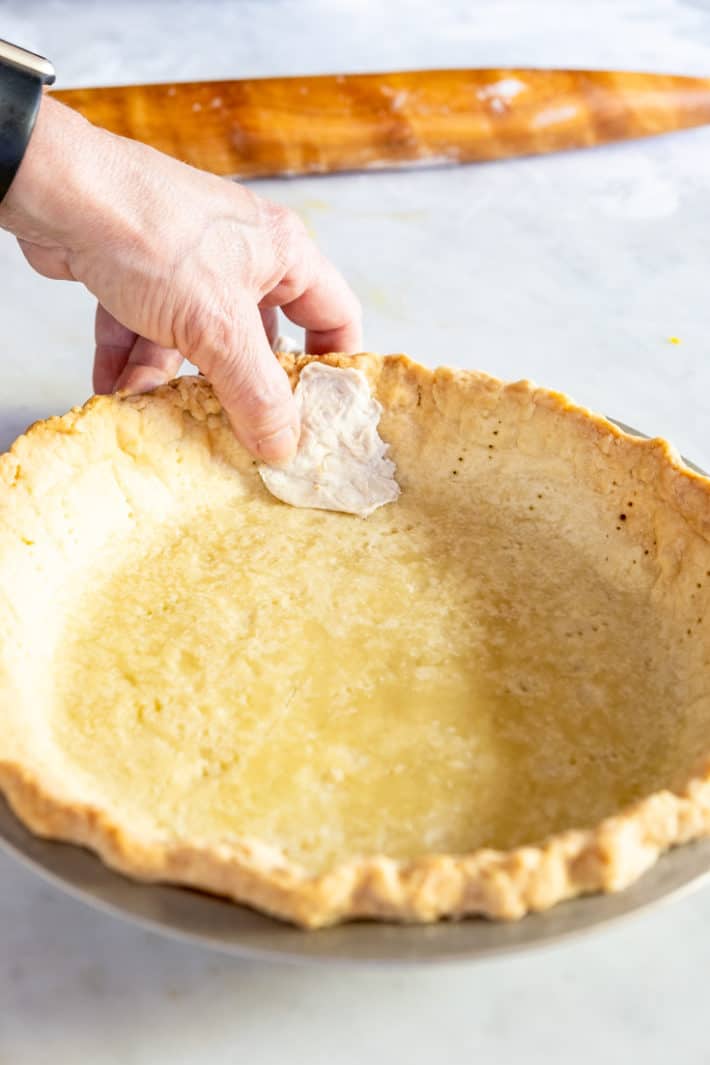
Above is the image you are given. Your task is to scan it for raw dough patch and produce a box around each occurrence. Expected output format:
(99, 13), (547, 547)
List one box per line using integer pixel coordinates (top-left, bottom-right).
(259, 362), (400, 518)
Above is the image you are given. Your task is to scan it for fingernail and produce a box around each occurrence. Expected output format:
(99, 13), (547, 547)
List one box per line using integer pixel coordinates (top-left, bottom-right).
(256, 424), (299, 464)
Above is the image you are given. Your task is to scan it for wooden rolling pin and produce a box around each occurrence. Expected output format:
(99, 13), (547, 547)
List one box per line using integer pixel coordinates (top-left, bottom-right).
(51, 68), (710, 179)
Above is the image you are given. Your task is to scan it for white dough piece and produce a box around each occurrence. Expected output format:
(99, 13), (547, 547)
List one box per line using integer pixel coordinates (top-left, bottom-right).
(273, 333), (304, 355)
(259, 362), (400, 518)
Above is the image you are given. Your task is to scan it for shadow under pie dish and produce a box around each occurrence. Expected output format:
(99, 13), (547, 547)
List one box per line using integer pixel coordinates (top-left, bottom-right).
(1, 353), (710, 929)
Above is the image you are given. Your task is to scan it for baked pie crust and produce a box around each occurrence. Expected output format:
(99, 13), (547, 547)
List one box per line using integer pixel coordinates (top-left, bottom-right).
(1, 352), (710, 929)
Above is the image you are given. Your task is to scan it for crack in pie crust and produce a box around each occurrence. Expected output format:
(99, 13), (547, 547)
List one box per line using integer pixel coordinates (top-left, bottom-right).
(2, 352), (710, 929)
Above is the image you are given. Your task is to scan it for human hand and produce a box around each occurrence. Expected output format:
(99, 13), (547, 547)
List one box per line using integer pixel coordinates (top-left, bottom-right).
(0, 96), (361, 462)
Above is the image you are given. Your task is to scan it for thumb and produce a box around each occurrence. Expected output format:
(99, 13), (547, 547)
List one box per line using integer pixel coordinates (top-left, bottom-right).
(196, 301), (300, 464)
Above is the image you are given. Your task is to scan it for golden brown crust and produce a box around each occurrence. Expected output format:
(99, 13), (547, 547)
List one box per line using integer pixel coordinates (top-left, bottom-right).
(3, 354), (710, 928)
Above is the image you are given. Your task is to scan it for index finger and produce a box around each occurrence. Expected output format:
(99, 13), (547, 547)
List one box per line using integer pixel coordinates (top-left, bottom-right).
(260, 237), (362, 356)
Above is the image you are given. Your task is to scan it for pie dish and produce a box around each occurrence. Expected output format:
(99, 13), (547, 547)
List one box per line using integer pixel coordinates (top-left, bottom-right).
(1, 352), (710, 929)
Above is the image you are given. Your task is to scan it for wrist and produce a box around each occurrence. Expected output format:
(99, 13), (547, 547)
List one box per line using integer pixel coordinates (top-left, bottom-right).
(0, 94), (107, 245)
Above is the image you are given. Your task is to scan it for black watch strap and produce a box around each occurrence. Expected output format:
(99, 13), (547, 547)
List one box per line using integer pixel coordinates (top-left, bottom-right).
(0, 39), (55, 204)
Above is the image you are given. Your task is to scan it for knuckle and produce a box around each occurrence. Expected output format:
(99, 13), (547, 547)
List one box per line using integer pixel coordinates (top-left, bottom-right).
(244, 388), (280, 426)
(350, 293), (364, 327)
(341, 280), (362, 319)
(265, 201), (309, 270)
(178, 294), (239, 374)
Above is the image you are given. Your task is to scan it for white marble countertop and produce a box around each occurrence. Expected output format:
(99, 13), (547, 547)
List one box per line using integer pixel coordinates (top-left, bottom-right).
(2, 0), (710, 1060)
